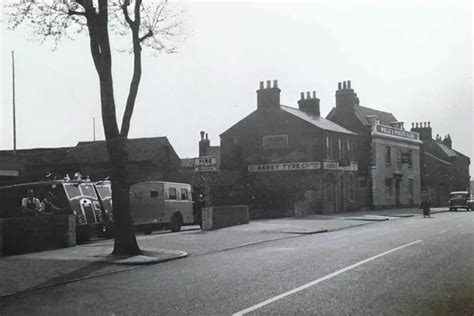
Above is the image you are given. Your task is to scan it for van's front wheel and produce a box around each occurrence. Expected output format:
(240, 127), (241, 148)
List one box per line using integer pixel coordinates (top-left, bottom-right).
(170, 213), (183, 232)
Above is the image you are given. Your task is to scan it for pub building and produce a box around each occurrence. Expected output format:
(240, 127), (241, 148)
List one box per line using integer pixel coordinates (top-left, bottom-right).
(218, 80), (359, 217)
(327, 81), (422, 209)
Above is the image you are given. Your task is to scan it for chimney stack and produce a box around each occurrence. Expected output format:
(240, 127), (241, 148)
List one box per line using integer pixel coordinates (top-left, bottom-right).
(410, 121), (432, 141)
(298, 90), (320, 116)
(199, 131), (211, 156)
(336, 79), (359, 110)
(257, 79), (281, 110)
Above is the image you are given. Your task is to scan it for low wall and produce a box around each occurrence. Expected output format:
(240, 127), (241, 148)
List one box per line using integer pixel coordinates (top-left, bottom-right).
(202, 205), (249, 231)
(1, 215), (76, 256)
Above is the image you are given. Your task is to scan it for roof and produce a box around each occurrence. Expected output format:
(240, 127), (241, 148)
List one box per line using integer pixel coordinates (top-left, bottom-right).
(207, 146), (221, 158)
(436, 142), (457, 158)
(180, 158), (195, 169)
(280, 105), (356, 135)
(425, 152), (452, 165)
(353, 105), (398, 126)
(72, 137), (177, 163)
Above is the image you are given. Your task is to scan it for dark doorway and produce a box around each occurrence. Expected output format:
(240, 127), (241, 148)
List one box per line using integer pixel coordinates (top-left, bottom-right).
(394, 175), (402, 207)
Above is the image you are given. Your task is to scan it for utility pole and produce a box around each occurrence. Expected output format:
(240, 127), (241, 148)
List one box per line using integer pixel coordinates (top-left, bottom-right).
(93, 117), (96, 141)
(12, 51), (17, 154)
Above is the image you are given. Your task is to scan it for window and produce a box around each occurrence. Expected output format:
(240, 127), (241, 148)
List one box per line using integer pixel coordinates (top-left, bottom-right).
(326, 136), (330, 159)
(64, 185), (81, 199)
(396, 147), (402, 167)
(150, 191), (158, 198)
(180, 189), (188, 200)
(385, 178), (393, 199)
(408, 150), (413, 168)
(408, 178), (414, 199)
(80, 184), (97, 198)
(385, 146), (391, 165)
(168, 188), (177, 200)
(347, 140), (351, 160)
(338, 139), (342, 160)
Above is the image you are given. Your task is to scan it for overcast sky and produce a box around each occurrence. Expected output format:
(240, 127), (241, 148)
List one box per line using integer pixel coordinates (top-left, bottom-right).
(1, 1), (472, 173)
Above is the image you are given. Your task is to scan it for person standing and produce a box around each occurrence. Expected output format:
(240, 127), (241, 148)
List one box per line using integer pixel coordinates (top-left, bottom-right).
(420, 189), (432, 218)
(21, 188), (42, 216)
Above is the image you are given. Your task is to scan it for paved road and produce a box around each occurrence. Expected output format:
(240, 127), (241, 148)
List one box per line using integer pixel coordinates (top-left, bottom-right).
(1, 211), (473, 315)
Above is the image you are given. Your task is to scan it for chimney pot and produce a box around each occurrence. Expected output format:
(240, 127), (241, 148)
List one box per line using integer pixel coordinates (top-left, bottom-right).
(416, 123), (419, 128)
(259, 81), (264, 89)
(428, 121), (431, 127)
(343, 81), (347, 89)
(200, 131), (205, 140)
(266, 80), (271, 88)
(300, 92), (305, 100)
(306, 91), (311, 99)
(338, 82), (342, 90)
(411, 123), (414, 128)
(312, 91), (316, 98)
(205, 133), (208, 140)
(348, 80), (351, 89)
(273, 80), (278, 88)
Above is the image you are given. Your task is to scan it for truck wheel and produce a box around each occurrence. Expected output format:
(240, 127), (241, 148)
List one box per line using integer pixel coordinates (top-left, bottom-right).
(170, 213), (183, 232)
(143, 224), (153, 235)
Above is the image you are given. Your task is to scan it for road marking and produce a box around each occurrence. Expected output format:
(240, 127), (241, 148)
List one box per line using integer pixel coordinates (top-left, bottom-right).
(458, 224), (463, 228)
(233, 240), (423, 316)
(440, 230), (447, 234)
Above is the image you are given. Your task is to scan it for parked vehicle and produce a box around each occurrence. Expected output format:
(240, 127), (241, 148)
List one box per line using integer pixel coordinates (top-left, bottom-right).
(448, 191), (471, 211)
(0, 180), (113, 242)
(129, 181), (194, 234)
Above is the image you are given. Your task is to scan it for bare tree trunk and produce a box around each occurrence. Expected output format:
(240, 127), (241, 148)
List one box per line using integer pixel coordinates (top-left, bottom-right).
(87, 2), (142, 256)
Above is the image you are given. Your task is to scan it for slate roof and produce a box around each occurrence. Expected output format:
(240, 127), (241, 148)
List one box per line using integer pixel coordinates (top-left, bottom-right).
(73, 137), (177, 163)
(436, 142), (458, 158)
(280, 106), (356, 135)
(326, 105), (398, 127)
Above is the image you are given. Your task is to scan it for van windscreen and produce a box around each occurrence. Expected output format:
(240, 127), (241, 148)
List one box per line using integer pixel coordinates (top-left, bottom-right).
(64, 185), (81, 199)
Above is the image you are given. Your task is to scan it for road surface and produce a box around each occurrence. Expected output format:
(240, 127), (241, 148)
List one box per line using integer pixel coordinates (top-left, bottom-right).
(1, 211), (473, 315)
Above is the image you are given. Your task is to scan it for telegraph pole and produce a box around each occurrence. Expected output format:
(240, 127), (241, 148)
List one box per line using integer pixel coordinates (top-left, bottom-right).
(12, 51), (17, 154)
(93, 117), (96, 141)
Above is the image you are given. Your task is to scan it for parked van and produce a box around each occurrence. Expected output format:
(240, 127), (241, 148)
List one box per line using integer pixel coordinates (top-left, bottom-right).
(0, 180), (113, 242)
(129, 181), (194, 234)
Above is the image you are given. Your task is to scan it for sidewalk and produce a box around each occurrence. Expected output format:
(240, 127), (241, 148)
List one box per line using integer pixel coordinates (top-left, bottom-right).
(0, 206), (448, 298)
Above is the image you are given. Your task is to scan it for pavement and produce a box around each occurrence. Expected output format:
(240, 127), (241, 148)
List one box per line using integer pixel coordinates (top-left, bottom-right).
(0, 206), (450, 298)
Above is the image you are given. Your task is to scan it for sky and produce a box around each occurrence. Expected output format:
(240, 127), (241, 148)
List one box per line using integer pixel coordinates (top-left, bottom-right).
(0, 1), (473, 174)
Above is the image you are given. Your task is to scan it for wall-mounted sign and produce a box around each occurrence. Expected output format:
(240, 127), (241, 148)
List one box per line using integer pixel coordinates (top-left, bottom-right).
(195, 156), (217, 172)
(401, 152), (411, 164)
(263, 134), (288, 150)
(0, 169), (19, 177)
(375, 125), (418, 140)
(323, 161), (358, 172)
(248, 161), (321, 172)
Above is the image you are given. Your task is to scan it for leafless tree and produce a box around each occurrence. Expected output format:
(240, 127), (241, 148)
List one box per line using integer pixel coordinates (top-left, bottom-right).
(5, 0), (184, 255)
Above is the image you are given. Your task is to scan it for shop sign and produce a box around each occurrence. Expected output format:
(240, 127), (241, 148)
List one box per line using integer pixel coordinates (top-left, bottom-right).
(401, 152), (411, 164)
(195, 156), (217, 172)
(248, 161), (321, 172)
(323, 161), (358, 171)
(0, 169), (19, 176)
(376, 125), (418, 140)
(263, 134), (288, 150)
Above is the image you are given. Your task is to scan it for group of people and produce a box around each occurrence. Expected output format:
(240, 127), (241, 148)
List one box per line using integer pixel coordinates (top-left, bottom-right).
(21, 189), (65, 216)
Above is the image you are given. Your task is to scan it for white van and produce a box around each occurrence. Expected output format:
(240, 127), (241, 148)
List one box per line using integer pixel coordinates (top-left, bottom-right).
(129, 181), (194, 234)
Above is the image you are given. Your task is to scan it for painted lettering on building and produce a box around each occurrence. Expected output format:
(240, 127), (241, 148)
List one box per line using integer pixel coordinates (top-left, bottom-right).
(195, 156), (217, 172)
(376, 125), (418, 140)
(323, 161), (358, 171)
(263, 134), (289, 150)
(248, 161), (321, 172)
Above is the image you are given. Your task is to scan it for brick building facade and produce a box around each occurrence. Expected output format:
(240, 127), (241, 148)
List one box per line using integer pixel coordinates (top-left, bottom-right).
(217, 80), (359, 217)
(411, 123), (471, 206)
(327, 81), (422, 209)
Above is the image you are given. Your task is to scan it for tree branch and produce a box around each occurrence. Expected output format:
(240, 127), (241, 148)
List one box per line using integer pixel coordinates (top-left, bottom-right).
(139, 30), (153, 42)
